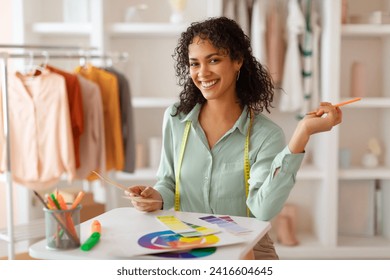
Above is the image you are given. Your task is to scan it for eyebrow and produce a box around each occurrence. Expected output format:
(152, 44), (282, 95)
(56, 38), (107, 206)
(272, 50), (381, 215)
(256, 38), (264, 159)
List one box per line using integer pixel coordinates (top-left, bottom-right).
(189, 52), (221, 61)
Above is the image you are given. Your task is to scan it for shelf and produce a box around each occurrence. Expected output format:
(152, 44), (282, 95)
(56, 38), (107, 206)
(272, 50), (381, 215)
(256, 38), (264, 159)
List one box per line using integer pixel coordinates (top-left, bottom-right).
(132, 97), (176, 108)
(279, 245), (390, 259)
(276, 233), (390, 259)
(342, 24), (390, 37)
(338, 235), (389, 247)
(132, 97), (390, 109)
(339, 167), (390, 180)
(23, 165), (323, 184)
(32, 22), (92, 35)
(296, 165), (324, 180)
(114, 169), (158, 182)
(339, 97), (390, 108)
(108, 22), (188, 37)
(274, 233), (327, 260)
(112, 165), (323, 182)
(0, 219), (45, 243)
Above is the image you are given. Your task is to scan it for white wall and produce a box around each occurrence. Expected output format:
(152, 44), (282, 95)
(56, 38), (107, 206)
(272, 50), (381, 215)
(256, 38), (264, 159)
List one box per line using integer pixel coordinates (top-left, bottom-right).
(0, 0), (13, 44)
(0, 0), (14, 257)
(0, 0), (13, 230)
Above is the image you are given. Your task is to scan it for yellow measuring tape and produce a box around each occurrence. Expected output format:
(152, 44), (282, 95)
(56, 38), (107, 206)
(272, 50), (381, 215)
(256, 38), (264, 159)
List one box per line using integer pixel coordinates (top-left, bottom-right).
(174, 121), (191, 211)
(175, 111), (254, 217)
(244, 110), (254, 217)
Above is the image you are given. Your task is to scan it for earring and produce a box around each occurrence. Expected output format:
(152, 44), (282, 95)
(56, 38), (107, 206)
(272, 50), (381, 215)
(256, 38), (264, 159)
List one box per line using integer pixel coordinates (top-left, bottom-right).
(236, 70), (240, 81)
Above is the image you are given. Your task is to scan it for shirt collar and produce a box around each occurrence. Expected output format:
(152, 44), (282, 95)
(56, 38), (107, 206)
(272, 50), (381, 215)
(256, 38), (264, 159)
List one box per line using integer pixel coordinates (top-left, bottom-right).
(236, 105), (251, 136)
(182, 103), (201, 124)
(182, 103), (251, 136)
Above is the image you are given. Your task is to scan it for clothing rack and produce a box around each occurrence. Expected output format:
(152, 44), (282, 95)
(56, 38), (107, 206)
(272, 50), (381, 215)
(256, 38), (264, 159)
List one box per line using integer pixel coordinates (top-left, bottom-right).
(0, 44), (97, 50)
(0, 44), (127, 259)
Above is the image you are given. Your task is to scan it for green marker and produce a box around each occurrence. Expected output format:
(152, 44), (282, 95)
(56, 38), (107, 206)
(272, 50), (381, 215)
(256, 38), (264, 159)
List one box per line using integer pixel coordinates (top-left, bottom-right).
(50, 193), (61, 209)
(80, 232), (101, 251)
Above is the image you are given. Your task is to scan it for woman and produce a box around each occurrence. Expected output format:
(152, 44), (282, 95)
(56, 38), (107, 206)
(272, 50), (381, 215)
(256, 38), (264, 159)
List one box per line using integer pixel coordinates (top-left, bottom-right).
(127, 17), (342, 259)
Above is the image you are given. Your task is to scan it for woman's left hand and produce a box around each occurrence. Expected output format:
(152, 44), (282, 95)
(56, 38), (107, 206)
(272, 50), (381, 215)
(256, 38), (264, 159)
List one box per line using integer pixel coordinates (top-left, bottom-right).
(288, 102), (343, 154)
(301, 102), (343, 135)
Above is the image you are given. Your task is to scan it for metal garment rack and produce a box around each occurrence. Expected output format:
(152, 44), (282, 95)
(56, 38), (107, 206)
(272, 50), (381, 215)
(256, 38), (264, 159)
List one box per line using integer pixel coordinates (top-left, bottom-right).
(0, 44), (127, 259)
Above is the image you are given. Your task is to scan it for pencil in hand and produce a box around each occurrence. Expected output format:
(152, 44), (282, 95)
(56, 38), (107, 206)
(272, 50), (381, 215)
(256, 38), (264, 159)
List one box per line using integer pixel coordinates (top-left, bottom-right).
(306, 97), (361, 115)
(92, 170), (128, 192)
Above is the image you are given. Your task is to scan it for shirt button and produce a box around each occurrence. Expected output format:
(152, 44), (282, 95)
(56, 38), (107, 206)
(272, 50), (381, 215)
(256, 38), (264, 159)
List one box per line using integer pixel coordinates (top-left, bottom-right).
(205, 177), (208, 181)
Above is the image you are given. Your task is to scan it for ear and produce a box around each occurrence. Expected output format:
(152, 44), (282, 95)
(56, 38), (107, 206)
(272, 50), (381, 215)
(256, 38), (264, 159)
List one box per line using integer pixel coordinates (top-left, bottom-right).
(234, 58), (243, 72)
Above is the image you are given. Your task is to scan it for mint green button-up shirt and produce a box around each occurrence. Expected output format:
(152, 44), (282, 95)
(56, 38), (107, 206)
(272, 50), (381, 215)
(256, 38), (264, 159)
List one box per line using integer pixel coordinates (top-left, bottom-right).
(154, 103), (304, 221)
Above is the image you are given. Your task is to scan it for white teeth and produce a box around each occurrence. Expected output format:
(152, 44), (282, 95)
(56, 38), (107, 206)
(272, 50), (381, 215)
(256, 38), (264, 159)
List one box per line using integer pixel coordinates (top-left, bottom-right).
(201, 80), (217, 88)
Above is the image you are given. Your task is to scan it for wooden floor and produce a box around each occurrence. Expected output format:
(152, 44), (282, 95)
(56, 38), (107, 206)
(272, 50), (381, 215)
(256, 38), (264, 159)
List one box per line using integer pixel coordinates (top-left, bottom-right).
(0, 252), (38, 260)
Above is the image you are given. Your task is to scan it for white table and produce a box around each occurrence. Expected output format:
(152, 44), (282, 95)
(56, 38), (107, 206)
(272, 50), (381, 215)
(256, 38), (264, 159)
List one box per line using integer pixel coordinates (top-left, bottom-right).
(29, 207), (270, 260)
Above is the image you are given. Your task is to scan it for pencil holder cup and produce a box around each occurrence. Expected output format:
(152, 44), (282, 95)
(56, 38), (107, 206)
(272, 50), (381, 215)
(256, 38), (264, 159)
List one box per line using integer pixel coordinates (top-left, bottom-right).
(44, 204), (82, 250)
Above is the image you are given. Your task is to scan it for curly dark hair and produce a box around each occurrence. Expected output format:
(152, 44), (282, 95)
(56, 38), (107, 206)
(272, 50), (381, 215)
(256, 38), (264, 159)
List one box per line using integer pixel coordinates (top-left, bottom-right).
(172, 16), (275, 115)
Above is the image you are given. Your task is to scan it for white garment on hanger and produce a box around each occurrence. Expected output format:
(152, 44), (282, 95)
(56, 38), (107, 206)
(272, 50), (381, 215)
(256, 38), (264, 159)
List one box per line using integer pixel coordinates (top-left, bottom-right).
(299, 0), (313, 118)
(309, 9), (321, 111)
(279, 0), (305, 112)
(297, 1), (321, 118)
(251, 0), (268, 64)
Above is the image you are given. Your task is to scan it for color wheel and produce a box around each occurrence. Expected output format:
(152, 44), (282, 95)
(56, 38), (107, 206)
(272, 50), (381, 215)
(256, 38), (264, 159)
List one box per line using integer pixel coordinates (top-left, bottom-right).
(138, 230), (218, 258)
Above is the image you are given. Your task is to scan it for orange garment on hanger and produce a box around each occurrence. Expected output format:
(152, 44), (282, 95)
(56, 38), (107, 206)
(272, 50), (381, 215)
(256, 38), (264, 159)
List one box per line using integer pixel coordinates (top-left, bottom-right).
(46, 65), (84, 168)
(74, 65), (124, 179)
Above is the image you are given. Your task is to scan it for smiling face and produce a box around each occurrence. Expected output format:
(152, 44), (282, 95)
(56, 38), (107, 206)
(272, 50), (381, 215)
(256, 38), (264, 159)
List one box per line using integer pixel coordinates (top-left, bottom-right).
(188, 36), (242, 103)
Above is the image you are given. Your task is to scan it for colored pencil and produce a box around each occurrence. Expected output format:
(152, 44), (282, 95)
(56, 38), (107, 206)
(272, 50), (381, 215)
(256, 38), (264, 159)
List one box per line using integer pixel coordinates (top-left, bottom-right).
(71, 191), (85, 209)
(33, 191), (80, 246)
(306, 97), (361, 115)
(92, 171), (128, 192)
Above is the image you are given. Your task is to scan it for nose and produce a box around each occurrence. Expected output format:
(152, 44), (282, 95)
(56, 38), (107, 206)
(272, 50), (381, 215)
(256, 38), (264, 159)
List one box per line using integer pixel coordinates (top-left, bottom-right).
(197, 64), (211, 78)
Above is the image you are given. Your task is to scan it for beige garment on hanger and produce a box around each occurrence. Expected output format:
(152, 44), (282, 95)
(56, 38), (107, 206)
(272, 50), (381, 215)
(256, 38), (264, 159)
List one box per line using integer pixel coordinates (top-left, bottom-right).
(237, 0), (250, 36)
(75, 75), (106, 180)
(266, 1), (286, 85)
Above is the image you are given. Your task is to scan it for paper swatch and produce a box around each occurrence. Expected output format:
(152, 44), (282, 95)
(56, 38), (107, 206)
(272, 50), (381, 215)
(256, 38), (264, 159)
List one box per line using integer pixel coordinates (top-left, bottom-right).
(199, 215), (252, 234)
(157, 216), (219, 237)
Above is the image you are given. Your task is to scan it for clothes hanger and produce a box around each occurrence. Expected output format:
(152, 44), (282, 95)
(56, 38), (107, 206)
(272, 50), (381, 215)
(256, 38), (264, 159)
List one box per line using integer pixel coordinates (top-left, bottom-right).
(22, 51), (49, 77)
(81, 50), (93, 70)
(19, 51), (42, 78)
(21, 51), (35, 75)
(78, 49), (90, 69)
(105, 53), (113, 68)
(40, 51), (50, 69)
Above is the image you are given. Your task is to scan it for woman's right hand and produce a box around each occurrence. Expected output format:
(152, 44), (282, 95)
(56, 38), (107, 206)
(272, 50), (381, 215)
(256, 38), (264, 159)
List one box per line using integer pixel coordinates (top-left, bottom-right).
(125, 185), (163, 212)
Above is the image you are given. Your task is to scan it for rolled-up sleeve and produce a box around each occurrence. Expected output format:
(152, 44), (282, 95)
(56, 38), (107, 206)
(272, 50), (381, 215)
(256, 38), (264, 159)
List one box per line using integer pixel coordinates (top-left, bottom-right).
(247, 143), (304, 221)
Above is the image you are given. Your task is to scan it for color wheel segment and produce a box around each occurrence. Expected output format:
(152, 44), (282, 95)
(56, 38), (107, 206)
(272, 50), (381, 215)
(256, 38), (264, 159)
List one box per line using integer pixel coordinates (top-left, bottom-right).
(138, 230), (218, 258)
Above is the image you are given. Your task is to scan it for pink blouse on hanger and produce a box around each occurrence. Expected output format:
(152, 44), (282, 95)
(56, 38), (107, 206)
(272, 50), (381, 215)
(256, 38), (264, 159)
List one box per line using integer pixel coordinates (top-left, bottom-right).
(0, 70), (76, 190)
